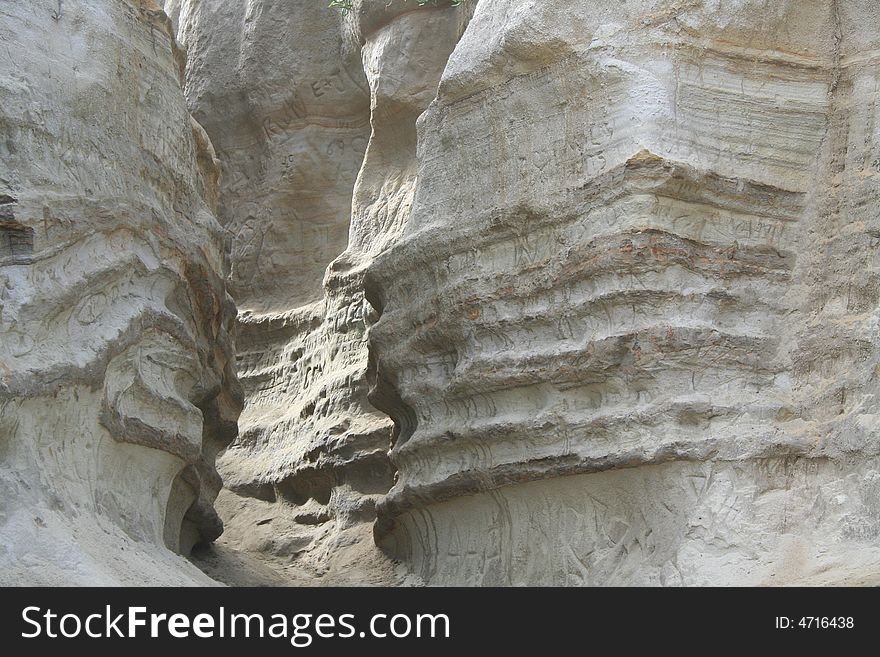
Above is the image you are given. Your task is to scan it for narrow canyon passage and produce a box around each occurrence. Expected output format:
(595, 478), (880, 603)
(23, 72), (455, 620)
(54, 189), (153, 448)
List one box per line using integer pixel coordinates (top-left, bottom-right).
(179, 0), (880, 586)
(168, 0), (472, 585)
(4, 0), (880, 587)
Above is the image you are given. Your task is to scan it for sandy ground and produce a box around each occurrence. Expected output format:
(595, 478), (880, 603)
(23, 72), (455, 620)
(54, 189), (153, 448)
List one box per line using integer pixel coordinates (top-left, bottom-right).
(188, 490), (413, 586)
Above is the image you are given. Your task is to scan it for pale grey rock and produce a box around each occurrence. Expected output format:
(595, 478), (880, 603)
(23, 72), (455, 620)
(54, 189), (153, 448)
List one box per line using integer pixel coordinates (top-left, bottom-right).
(366, 0), (880, 585)
(171, 0), (469, 581)
(170, 0), (381, 578)
(6, 0), (880, 588)
(175, 0), (370, 313)
(0, 0), (240, 585)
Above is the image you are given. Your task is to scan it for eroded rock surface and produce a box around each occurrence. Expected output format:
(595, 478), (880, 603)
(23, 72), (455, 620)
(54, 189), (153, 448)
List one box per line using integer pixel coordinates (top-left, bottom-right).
(172, 0), (470, 581)
(6, 0), (880, 588)
(0, 0), (240, 585)
(366, 0), (880, 585)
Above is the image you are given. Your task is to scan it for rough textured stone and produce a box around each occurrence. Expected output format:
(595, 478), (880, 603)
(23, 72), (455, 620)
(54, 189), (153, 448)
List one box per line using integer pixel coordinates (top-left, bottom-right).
(6, 0), (880, 587)
(172, 0), (469, 581)
(0, 0), (240, 585)
(366, 0), (880, 585)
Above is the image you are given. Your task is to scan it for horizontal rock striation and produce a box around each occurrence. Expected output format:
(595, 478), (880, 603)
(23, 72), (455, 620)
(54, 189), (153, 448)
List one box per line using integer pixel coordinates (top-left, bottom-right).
(170, 0), (379, 573)
(0, 0), (239, 585)
(171, 0), (470, 578)
(366, 0), (880, 584)
(11, 0), (880, 587)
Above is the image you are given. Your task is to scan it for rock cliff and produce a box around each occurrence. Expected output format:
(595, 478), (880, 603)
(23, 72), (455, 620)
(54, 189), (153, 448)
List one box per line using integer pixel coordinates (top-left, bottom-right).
(0, 0), (240, 585)
(4, 0), (880, 586)
(367, 0), (880, 585)
(171, 0), (470, 582)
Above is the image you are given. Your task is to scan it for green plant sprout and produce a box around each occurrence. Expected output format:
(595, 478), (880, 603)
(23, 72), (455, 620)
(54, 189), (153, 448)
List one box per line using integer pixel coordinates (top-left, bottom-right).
(328, 1), (463, 14)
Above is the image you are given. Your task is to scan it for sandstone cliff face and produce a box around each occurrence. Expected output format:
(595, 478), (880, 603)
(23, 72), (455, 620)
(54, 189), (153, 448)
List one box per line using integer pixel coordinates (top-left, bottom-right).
(171, 0), (469, 581)
(0, 0), (240, 585)
(172, 0), (880, 586)
(5, 0), (880, 587)
(366, 0), (880, 585)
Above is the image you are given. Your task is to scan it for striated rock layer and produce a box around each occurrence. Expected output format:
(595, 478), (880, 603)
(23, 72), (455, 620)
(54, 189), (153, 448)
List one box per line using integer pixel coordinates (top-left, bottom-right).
(0, 0), (240, 585)
(366, 0), (880, 584)
(19, 0), (876, 586)
(172, 0), (470, 580)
